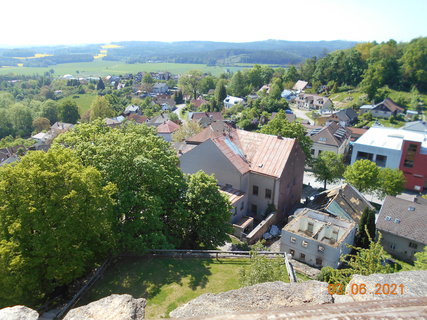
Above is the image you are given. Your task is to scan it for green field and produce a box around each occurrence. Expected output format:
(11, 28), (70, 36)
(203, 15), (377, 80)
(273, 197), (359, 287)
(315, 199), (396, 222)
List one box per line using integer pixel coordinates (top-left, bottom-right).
(59, 93), (97, 114)
(0, 61), (242, 77)
(78, 257), (252, 319)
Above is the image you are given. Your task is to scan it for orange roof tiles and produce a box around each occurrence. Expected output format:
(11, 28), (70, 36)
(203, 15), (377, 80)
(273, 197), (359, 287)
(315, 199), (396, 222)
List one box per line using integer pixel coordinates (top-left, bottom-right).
(156, 120), (180, 134)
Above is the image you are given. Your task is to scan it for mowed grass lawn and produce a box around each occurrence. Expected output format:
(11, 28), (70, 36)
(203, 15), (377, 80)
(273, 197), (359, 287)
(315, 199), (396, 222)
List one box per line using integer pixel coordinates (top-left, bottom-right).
(78, 257), (251, 319)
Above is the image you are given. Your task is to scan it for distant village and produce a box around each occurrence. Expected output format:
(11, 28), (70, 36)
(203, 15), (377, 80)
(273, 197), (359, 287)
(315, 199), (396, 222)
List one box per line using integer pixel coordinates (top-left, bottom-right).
(1, 69), (426, 271)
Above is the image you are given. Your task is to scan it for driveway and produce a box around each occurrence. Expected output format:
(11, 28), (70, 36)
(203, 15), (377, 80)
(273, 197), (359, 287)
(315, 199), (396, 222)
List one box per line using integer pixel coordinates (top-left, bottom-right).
(289, 104), (313, 124)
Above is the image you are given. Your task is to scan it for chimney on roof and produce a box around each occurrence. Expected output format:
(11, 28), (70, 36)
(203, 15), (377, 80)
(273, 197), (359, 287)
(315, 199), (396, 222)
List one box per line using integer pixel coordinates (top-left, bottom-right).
(277, 135), (283, 139)
(178, 150), (183, 155)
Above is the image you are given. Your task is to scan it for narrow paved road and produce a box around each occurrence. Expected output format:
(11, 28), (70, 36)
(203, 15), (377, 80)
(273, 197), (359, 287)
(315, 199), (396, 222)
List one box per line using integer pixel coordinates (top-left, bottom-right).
(173, 104), (186, 121)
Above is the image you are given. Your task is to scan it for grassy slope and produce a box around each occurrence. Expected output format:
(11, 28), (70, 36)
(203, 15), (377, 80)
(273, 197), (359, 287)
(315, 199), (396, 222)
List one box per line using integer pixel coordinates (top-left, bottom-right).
(78, 257), (252, 319)
(0, 61), (242, 77)
(58, 93), (97, 114)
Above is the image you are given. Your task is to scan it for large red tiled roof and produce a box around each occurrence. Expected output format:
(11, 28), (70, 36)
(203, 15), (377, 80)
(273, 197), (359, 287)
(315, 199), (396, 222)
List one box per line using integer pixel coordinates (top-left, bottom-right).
(186, 121), (234, 144)
(211, 129), (297, 178)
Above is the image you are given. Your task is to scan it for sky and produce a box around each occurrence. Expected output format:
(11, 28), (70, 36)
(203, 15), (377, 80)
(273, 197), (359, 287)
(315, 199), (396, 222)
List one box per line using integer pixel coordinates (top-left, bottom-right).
(1, 0), (426, 47)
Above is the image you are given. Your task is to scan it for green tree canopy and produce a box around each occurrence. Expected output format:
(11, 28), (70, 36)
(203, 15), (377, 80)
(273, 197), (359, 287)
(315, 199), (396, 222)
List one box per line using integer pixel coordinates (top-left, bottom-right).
(312, 151), (345, 189)
(0, 148), (116, 307)
(89, 96), (115, 121)
(58, 99), (80, 124)
(40, 100), (59, 124)
(53, 121), (187, 251)
(179, 70), (203, 100)
(32, 117), (50, 132)
(414, 246), (427, 270)
(376, 168), (406, 198)
(8, 103), (33, 137)
(356, 207), (376, 249)
(260, 110), (312, 163)
(172, 121), (202, 142)
(214, 79), (227, 107)
(343, 160), (379, 193)
(182, 171), (233, 249)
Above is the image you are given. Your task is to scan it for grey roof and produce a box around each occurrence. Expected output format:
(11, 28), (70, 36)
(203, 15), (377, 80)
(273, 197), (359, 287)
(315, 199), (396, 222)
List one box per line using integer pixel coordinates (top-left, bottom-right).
(402, 121), (427, 133)
(334, 108), (358, 122)
(377, 196), (427, 245)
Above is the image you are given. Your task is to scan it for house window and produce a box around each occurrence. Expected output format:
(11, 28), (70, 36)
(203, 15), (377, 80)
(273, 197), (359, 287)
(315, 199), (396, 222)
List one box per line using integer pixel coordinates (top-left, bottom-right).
(311, 149), (315, 155)
(265, 188), (272, 199)
(356, 151), (374, 161)
(233, 208), (237, 216)
(302, 240), (308, 248)
(409, 242), (418, 249)
(404, 144), (418, 168)
(252, 185), (259, 196)
(316, 258), (323, 266)
(251, 204), (257, 215)
(375, 155), (387, 167)
(289, 249), (295, 257)
(307, 222), (314, 234)
(300, 253), (306, 261)
(318, 245), (325, 252)
(290, 237), (296, 243)
(240, 202), (244, 211)
(390, 243), (396, 250)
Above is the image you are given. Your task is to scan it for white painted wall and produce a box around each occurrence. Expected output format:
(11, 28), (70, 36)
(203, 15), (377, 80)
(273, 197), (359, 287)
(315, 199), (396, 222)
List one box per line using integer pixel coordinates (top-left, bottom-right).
(350, 143), (402, 168)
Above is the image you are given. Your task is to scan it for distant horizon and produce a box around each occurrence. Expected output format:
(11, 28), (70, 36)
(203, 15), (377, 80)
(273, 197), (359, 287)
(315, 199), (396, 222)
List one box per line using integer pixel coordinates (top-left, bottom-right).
(1, 0), (426, 47)
(0, 39), (366, 49)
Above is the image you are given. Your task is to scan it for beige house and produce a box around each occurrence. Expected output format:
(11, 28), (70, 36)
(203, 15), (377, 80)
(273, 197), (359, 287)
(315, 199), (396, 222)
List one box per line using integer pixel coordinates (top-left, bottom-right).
(281, 208), (356, 268)
(376, 196), (427, 263)
(308, 122), (351, 158)
(180, 129), (305, 223)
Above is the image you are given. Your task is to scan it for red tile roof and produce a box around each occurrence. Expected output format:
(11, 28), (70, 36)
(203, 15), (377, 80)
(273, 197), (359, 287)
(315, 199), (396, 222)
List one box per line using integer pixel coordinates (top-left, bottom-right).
(190, 98), (209, 108)
(127, 114), (148, 124)
(211, 129), (298, 178)
(186, 121), (234, 144)
(156, 120), (180, 134)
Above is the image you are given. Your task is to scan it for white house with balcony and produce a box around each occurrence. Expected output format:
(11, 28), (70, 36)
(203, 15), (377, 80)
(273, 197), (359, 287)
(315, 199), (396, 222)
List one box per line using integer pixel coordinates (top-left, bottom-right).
(281, 208), (356, 268)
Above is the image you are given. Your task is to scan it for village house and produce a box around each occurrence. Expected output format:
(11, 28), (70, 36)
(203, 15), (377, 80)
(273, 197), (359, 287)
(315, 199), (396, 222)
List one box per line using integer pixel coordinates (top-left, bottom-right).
(156, 120), (180, 142)
(306, 183), (375, 224)
(376, 196), (427, 263)
(189, 112), (224, 128)
(317, 108), (358, 127)
(190, 97), (209, 109)
(281, 89), (297, 102)
(147, 113), (170, 127)
(292, 80), (308, 92)
(185, 121), (234, 145)
(308, 121), (351, 158)
(351, 125), (427, 191)
(295, 93), (333, 112)
(224, 96), (244, 109)
(123, 105), (141, 116)
(152, 83), (169, 94)
(281, 208), (357, 268)
(360, 98), (404, 119)
(180, 128), (305, 223)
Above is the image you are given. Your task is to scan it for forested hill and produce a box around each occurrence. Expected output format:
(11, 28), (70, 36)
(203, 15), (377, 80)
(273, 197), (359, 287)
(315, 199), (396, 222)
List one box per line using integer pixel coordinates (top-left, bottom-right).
(0, 40), (357, 67)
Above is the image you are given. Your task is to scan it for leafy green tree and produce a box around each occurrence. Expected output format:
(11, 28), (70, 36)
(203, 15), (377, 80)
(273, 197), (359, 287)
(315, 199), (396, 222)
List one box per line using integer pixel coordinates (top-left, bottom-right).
(32, 117), (50, 132)
(97, 77), (105, 90)
(142, 73), (154, 84)
(343, 160), (379, 193)
(40, 100), (59, 124)
(229, 71), (250, 97)
(179, 70), (203, 100)
(356, 208), (376, 248)
(214, 79), (227, 107)
(174, 90), (184, 104)
(89, 96), (115, 121)
(240, 243), (288, 286)
(283, 65), (300, 85)
(172, 121), (202, 142)
(199, 76), (216, 94)
(260, 110), (312, 163)
(312, 151), (345, 189)
(414, 246), (427, 270)
(182, 171), (233, 249)
(0, 147), (116, 306)
(269, 79), (283, 100)
(0, 109), (14, 139)
(376, 168), (405, 198)
(54, 121), (187, 251)
(400, 37), (427, 91)
(8, 103), (33, 137)
(58, 99), (80, 124)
